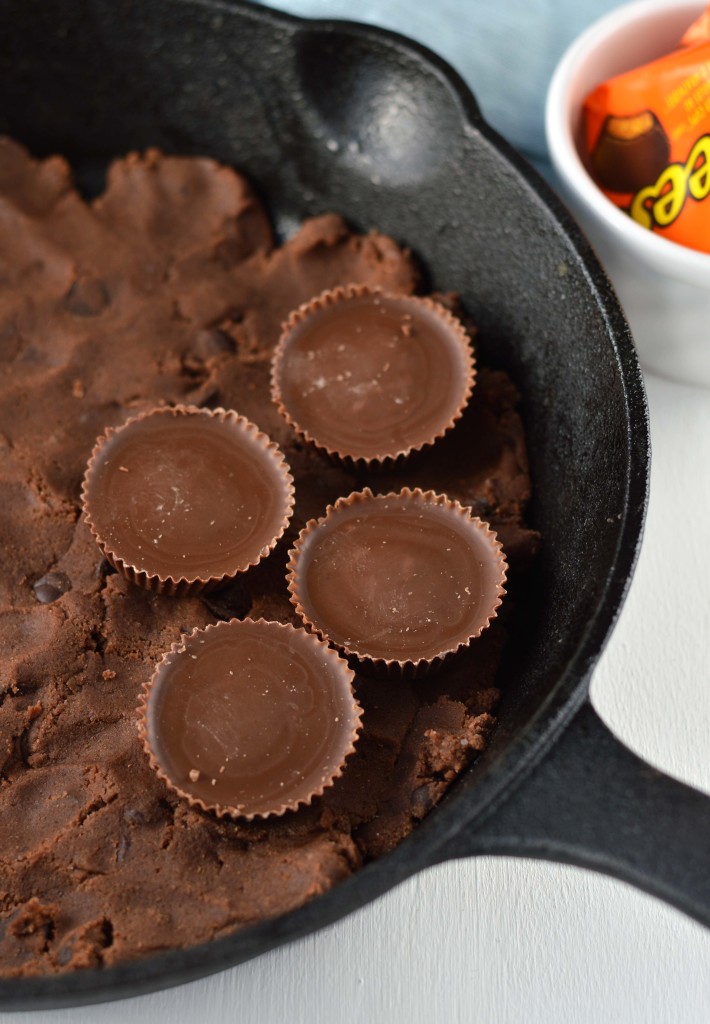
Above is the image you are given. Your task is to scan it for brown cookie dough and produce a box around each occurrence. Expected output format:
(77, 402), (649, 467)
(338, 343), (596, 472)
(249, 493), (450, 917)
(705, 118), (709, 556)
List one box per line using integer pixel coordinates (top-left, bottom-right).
(0, 139), (540, 977)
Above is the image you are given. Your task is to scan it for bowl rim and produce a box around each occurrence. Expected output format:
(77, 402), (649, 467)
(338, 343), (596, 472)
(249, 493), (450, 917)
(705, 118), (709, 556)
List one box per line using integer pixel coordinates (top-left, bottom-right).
(545, 0), (710, 282)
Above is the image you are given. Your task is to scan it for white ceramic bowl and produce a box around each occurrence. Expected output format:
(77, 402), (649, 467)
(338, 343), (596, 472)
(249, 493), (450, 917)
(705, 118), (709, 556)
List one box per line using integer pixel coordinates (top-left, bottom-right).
(546, 0), (710, 387)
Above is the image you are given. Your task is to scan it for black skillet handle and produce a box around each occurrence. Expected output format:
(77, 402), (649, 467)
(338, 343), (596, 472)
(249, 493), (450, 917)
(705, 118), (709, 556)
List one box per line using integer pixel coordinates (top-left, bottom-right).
(442, 700), (710, 927)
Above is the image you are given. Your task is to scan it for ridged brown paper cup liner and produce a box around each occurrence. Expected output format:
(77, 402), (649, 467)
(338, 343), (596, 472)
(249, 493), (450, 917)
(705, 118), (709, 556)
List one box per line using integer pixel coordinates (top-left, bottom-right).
(137, 617), (362, 820)
(287, 487), (507, 678)
(271, 285), (476, 470)
(81, 404), (295, 596)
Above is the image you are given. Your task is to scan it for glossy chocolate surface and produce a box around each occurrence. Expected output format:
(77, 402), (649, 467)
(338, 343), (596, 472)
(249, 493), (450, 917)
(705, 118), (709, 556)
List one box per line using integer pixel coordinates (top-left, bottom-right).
(143, 619), (359, 817)
(83, 407), (292, 582)
(273, 290), (472, 460)
(292, 490), (505, 664)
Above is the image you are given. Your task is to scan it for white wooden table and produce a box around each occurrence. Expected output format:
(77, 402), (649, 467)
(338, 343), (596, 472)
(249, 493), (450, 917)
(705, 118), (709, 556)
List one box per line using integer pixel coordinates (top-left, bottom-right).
(8, 345), (710, 1024)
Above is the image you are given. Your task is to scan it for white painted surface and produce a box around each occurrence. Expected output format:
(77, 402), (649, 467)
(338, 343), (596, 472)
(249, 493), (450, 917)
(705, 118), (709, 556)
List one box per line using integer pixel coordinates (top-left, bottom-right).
(6, 349), (710, 1023)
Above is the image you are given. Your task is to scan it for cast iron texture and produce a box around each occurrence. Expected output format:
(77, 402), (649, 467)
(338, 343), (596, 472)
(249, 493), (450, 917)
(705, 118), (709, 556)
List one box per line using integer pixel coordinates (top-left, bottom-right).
(0, 0), (704, 1011)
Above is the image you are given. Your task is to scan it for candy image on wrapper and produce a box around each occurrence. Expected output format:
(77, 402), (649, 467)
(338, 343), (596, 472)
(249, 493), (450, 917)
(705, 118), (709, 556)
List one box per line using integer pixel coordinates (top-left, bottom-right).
(591, 110), (670, 194)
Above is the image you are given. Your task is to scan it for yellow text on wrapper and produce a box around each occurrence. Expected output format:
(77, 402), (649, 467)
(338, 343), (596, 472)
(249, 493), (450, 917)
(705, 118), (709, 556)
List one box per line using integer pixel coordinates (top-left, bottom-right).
(630, 133), (710, 229)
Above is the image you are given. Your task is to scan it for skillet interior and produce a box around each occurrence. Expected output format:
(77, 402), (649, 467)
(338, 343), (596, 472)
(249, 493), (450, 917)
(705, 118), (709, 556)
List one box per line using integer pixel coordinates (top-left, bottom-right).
(0, 0), (648, 1008)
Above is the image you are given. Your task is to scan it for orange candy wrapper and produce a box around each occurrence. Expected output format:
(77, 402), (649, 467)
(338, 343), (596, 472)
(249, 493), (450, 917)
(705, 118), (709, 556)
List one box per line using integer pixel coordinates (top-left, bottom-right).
(584, 5), (710, 253)
(681, 6), (710, 46)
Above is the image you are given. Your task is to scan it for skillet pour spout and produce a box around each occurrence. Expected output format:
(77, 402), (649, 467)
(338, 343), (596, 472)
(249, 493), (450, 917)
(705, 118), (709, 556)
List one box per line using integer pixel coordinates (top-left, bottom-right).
(0, 0), (709, 1010)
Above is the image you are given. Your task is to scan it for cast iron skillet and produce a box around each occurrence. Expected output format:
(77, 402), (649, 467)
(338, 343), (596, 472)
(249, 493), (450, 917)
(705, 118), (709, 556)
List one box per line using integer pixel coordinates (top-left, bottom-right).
(1, 0), (709, 1010)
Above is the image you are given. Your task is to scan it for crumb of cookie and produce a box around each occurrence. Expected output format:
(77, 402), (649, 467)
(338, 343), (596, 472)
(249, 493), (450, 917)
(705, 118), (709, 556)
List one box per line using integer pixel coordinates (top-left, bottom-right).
(421, 711), (496, 779)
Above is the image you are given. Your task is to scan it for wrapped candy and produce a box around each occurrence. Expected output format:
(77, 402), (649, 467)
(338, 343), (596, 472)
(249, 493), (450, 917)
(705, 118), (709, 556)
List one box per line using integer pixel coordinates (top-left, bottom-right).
(583, 5), (710, 253)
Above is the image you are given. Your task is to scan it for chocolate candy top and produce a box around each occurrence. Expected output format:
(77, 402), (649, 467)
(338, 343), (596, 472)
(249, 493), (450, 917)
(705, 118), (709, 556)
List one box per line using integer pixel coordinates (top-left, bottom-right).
(271, 286), (475, 465)
(139, 618), (361, 819)
(288, 488), (507, 670)
(82, 405), (294, 593)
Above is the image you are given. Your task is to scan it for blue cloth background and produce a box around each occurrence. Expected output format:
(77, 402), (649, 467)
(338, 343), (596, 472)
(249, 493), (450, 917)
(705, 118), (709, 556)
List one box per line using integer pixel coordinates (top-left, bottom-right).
(253, 0), (626, 163)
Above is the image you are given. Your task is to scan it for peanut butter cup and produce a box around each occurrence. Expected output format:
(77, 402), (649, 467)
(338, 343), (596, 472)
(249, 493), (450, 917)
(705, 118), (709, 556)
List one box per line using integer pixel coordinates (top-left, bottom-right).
(288, 488), (507, 676)
(82, 405), (294, 595)
(138, 618), (362, 819)
(271, 285), (475, 468)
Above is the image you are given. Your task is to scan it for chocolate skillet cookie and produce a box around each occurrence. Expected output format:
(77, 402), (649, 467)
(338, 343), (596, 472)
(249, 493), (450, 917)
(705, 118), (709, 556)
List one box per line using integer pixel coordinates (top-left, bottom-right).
(0, 138), (540, 977)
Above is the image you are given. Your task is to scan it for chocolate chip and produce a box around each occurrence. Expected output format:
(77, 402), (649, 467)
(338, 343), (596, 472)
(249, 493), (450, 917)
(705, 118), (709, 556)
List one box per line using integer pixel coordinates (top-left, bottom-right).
(194, 328), (236, 358)
(33, 571), (71, 604)
(64, 275), (110, 316)
(94, 558), (117, 580)
(201, 578), (252, 621)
